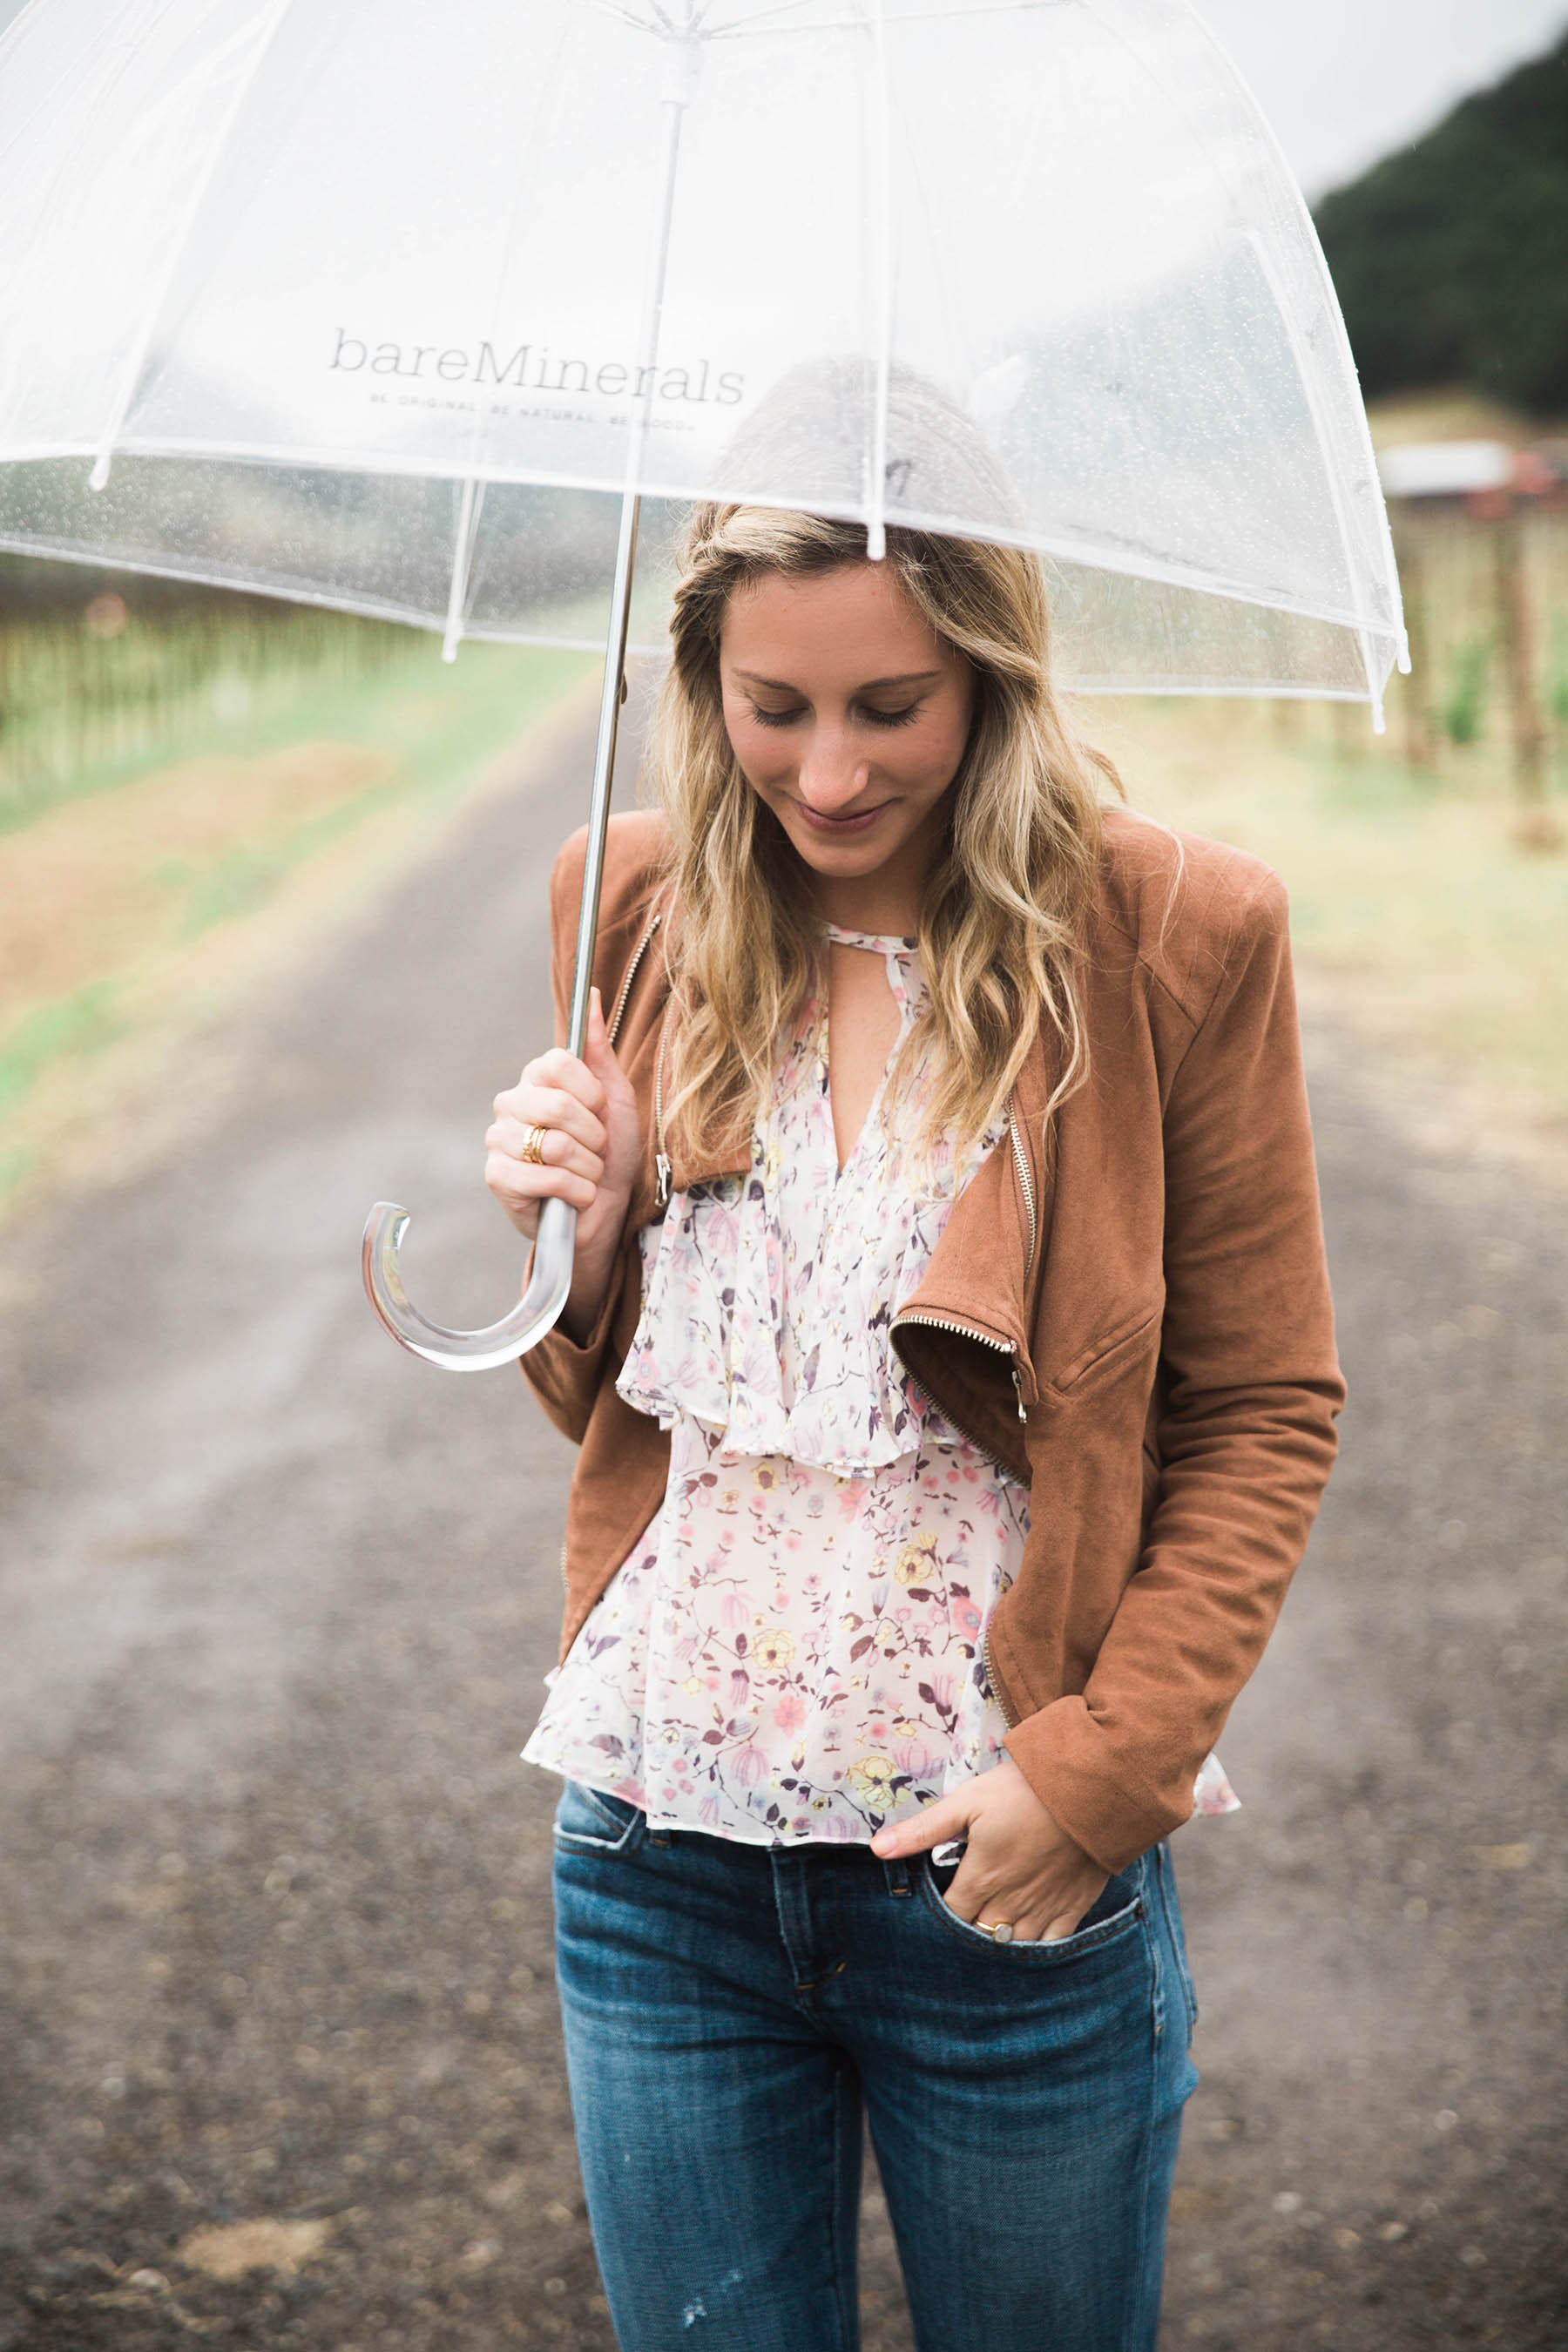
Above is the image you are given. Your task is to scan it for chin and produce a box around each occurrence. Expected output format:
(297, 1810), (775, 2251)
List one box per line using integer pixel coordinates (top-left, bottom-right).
(786, 828), (894, 875)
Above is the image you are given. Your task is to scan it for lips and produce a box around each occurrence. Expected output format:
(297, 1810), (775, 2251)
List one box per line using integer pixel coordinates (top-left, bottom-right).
(792, 798), (892, 835)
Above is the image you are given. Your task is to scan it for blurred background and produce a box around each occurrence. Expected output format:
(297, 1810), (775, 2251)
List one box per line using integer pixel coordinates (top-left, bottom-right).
(0, 7), (1564, 2351)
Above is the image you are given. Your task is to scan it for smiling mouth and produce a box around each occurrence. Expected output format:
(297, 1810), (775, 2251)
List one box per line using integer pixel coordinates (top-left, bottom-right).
(792, 798), (892, 834)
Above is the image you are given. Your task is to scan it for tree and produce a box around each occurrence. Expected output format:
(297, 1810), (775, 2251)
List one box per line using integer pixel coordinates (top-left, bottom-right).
(1313, 32), (1568, 414)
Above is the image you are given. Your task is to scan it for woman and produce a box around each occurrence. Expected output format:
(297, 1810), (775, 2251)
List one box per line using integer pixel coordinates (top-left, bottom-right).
(484, 503), (1343, 2351)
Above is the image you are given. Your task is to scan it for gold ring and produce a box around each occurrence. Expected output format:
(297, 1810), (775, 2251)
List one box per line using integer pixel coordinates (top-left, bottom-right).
(978, 1920), (1015, 1943)
(521, 1123), (549, 1166)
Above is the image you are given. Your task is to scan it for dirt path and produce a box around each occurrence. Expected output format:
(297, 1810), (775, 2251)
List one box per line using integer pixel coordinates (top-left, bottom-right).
(0, 720), (1563, 2350)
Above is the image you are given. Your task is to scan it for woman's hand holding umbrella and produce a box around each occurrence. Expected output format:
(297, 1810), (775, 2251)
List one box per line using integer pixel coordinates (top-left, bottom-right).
(872, 1760), (1110, 1945)
(485, 989), (640, 1346)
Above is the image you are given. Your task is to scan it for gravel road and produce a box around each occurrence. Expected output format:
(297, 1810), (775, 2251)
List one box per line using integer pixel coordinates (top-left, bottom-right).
(1, 715), (1563, 2351)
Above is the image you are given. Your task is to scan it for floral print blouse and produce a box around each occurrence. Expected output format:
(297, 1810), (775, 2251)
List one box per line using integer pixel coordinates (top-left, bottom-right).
(523, 926), (1240, 1845)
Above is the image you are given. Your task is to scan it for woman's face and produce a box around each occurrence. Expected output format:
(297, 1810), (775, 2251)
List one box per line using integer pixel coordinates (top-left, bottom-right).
(718, 561), (974, 898)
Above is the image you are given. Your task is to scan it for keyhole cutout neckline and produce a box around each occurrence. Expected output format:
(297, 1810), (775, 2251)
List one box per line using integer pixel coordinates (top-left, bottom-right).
(821, 923), (922, 1178)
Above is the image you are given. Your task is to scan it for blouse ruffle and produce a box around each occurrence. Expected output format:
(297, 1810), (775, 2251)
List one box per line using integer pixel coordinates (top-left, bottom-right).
(617, 928), (996, 1474)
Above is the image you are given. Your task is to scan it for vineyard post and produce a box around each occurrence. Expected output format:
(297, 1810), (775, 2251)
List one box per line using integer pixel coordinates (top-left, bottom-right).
(1492, 500), (1549, 818)
(1392, 510), (1436, 769)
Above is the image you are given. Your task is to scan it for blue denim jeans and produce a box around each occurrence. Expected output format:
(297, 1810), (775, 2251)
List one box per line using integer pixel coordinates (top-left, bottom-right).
(551, 1779), (1200, 2352)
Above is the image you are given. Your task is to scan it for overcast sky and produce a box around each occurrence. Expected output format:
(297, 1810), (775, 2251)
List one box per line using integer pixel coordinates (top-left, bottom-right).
(1, 0), (1565, 203)
(1195, 0), (1568, 198)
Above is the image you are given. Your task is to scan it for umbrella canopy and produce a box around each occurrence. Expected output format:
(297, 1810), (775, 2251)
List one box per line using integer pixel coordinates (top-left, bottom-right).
(0, 0), (1404, 706)
(0, 0), (1408, 1367)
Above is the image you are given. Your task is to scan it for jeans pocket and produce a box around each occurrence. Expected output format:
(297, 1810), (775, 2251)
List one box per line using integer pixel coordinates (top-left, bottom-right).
(920, 1856), (1144, 1957)
(551, 1778), (646, 1856)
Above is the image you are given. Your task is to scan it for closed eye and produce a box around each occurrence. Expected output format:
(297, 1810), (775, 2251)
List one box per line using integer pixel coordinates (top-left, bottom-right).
(747, 700), (923, 730)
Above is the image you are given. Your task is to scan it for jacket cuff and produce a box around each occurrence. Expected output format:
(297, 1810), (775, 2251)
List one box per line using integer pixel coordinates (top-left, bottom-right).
(1004, 1695), (1191, 1876)
(518, 1240), (628, 1442)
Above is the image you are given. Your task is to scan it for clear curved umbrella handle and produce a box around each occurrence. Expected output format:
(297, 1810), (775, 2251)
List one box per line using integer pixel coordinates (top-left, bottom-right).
(362, 1193), (576, 1371)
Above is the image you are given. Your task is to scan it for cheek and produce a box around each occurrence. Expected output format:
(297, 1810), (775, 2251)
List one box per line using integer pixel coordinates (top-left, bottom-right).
(720, 694), (762, 765)
(897, 711), (970, 795)
(725, 715), (792, 790)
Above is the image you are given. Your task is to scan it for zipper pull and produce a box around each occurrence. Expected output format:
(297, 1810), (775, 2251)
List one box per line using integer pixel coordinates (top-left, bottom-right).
(1011, 1363), (1027, 1423)
(655, 1152), (671, 1210)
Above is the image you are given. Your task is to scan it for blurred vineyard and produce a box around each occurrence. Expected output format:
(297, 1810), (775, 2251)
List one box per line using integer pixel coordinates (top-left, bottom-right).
(1, 479), (1565, 1227)
(0, 561), (594, 1219)
(1382, 501), (1568, 828)
(0, 561), (406, 830)
(1106, 490), (1568, 1186)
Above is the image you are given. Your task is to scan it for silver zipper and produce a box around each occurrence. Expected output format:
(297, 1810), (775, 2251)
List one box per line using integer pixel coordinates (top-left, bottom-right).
(889, 1309), (1027, 1451)
(972, 1116), (1032, 1727)
(1008, 1100), (1037, 1281)
(652, 1012), (672, 1208)
(605, 907), (662, 1049)
(981, 1623), (1019, 1729)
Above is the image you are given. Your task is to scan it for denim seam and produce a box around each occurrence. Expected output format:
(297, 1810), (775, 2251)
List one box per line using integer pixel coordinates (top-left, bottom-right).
(828, 2058), (858, 2352)
(1120, 1916), (1161, 2352)
(1146, 1903), (1166, 2048)
(552, 1824), (643, 1856)
(1154, 1845), (1200, 2031)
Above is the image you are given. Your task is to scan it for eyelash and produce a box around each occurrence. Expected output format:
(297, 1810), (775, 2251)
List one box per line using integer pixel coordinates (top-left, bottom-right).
(749, 702), (921, 731)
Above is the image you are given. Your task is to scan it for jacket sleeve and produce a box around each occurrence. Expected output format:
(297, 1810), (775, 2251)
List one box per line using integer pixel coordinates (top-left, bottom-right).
(517, 832), (633, 1448)
(1007, 869), (1346, 1873)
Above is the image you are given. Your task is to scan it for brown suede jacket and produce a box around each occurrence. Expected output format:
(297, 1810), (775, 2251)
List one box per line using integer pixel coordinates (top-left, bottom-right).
(520, 804), (1345, 1874)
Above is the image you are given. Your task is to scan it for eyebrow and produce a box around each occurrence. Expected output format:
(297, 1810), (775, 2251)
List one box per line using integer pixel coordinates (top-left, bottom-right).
(731, 667), (944, 693)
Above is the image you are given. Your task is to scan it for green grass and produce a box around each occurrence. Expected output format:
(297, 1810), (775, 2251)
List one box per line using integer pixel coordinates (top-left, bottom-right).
(0, 604), (404, 831)
(0, 983), (123, 1112)
(0, 627), (595, 1215)
(0, 607), (589, 834)
(1112, 699), (1568, 1146)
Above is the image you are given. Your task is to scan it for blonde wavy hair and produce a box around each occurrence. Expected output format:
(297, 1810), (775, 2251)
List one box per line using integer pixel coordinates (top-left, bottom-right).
(650, 502), (1119, 1173)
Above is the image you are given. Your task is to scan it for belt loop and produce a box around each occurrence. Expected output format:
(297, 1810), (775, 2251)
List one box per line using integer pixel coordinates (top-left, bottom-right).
(882, 1854), (911, 1897)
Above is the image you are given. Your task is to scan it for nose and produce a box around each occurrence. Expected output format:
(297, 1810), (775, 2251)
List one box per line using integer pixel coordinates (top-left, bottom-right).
(796, 727), (873, 816)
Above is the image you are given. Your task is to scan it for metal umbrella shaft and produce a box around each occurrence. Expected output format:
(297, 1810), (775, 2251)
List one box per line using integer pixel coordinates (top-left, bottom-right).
(362, 37), (697, 1371)
(360, 479), (645, 1371)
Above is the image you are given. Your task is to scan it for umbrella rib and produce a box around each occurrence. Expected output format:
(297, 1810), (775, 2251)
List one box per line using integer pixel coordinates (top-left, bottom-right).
(441, 479), (486, 664)
(0, 0), (178, 180)
(572, 0), (668, 32)
(439, 15), (574, 663)
(1179, 0), (1409, 682)
(1239, 226), (1390, 728)
(88, 0), (302, 493)
(864, 0), (892, 562)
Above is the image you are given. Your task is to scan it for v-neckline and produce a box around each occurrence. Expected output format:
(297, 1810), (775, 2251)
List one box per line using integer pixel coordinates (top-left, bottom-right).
(820, 1011), (898, 1184)
(817, 929), (921, 1183)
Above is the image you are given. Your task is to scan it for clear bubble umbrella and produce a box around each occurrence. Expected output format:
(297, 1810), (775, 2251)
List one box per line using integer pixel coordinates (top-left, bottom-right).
(0, 0), (1407, 1368)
